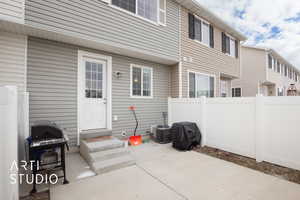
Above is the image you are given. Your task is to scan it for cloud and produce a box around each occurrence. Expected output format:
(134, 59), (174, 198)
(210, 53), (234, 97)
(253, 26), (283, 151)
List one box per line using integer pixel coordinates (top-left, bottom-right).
(196, 0), (300, 69)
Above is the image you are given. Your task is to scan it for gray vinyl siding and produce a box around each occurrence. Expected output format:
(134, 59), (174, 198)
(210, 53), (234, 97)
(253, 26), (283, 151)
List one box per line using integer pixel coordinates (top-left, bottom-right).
(27, 38), (78, 146)
(0, 0), (25, 23)
(27, 37), (171, 146)
(0, 31), (27, 92)
(24, 0), (179, 61)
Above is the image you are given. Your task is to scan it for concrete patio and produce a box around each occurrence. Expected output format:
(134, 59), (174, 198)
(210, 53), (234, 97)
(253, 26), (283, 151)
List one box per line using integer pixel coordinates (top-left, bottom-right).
(51, 142), (300, 200)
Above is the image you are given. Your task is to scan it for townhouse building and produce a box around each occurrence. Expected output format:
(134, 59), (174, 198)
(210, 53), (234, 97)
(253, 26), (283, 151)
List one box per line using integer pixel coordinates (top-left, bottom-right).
(171, 0), (246, 98)
(0, 0), (245, 146)
(232, 46), (300, 97)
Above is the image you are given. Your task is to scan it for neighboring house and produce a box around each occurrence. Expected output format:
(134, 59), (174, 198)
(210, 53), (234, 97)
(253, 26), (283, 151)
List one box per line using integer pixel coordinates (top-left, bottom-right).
(0, 0), (245, 147)
(232, 46), (300, 97)
(171, 0), (247, 98)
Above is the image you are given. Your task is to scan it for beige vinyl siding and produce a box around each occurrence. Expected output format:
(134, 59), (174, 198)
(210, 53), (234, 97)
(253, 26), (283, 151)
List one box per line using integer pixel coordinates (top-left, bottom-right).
(179, 7), (240, 97)
(0, 0), (25, 23)
(0, 31), (27, 91)
(170, 63), (180, 97)
(232, 47), (266, 97)
(25, 0), (179, 61)
(267, 54), (300, 95)
(27, 37), (171, 146)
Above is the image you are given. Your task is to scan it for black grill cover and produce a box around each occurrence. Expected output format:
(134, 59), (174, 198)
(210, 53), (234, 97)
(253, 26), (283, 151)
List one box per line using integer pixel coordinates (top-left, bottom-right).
(171, 122), (201, 151)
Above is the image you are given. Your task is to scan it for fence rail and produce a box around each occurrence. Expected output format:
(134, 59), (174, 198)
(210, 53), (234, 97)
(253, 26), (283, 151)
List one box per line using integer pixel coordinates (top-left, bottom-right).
(169, 96), (300, 171)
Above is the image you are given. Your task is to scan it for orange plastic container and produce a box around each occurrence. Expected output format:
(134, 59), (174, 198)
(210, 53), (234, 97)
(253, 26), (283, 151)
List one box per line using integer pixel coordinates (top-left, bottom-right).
(129, 135), (142, 146)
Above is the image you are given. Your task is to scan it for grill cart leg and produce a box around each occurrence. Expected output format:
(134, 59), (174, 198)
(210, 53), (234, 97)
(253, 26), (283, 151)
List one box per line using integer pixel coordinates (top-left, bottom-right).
(61, 145), (69, 184)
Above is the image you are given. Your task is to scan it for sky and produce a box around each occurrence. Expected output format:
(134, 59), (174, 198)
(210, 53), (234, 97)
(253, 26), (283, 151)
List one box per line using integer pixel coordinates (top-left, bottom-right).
(196, 0), (300, 69)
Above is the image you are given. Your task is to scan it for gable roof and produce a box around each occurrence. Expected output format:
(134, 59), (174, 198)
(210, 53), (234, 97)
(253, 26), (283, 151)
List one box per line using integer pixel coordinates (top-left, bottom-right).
(175, 0), (247, 41)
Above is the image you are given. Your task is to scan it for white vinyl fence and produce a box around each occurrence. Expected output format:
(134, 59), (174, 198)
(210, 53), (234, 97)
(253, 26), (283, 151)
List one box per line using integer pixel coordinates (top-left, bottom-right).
(0, 86), (29, 200)
(0, 86), (19, 200)
(169, 96), (300, 171)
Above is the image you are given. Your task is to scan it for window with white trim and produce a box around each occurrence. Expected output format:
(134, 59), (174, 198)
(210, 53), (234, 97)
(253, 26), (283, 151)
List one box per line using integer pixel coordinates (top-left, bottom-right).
(276, 61), (281, 73)
(277, 87), (284, 96)
(222, 33), (238, 57)
(159, 0), (166, 25)
(189, 72), (215, 98)
(111, 0), (166, 24)
(229, 38), (236, 57)
(268, 54), (273, 69)
(131, 65), (152, 97)
(193, 17), (210, 46)
(232, 88), (242, 97)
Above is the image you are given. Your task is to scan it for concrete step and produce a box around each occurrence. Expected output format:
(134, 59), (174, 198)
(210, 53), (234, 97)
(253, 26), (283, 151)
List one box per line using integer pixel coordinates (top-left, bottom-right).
(91, 154), (135, 174)
(82, 138), (125, 153)
(89, 148), (130, 163)
(80, 129), (112, 140)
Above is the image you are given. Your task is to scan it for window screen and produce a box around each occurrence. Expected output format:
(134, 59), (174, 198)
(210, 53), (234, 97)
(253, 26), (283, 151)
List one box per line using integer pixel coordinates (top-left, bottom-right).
(137, 0), (158, 22)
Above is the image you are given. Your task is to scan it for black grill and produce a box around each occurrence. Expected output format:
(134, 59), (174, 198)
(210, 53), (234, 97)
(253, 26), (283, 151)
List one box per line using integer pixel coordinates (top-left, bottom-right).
(29, 121), (69, 194)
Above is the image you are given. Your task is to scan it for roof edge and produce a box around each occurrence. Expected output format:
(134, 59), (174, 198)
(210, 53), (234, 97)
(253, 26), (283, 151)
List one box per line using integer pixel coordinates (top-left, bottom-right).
(175, 0), (247, 41)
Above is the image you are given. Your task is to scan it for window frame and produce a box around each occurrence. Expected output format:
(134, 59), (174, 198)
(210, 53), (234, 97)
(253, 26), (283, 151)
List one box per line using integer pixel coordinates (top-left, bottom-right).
(130, 64), (153, 98)
(193, 15), (211, 47)
(187, 70), (216, 98)
(232, 87), (242, 97)
(158, 0), (166, 26)
(268, 54), (273, 69)
(224, 33), (236, 57)
(110, 0), (166, 26)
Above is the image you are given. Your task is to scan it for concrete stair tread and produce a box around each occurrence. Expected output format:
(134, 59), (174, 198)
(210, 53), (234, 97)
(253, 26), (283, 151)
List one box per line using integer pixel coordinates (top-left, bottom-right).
(80, 129), (112, 139)
(82, 138), (124, 153)
(89, 148), (130, 163)
(92, 154), (135, 174)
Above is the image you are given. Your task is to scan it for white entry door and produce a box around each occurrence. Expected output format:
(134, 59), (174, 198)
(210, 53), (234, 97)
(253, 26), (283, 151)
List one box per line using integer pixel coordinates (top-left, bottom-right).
(80, 57), (107, 130)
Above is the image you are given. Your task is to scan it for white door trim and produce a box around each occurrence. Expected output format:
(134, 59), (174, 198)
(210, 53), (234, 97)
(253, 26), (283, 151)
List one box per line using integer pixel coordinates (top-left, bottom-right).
(77, 50), (112, 145)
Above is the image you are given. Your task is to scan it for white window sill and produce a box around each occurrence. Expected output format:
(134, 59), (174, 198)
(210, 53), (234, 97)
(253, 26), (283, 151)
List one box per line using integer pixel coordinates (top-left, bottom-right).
(109, 4), (165, 27)
(193, 39), (210, 48)
(224, 53), (237, 59)
(130, 95), (154, 99)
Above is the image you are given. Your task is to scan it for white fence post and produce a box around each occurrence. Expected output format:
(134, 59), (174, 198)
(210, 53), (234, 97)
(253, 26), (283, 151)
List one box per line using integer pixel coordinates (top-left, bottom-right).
(255, 94), (264, 162)
(200, 96), (207, 147)
(168, 97), (172, 126)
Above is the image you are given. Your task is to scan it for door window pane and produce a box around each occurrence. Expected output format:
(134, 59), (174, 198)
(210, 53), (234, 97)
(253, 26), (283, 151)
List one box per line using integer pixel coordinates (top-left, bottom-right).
(85, 61), (103, 99)
(137, 0), (158, 22)
(220, 80), (228, 97)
